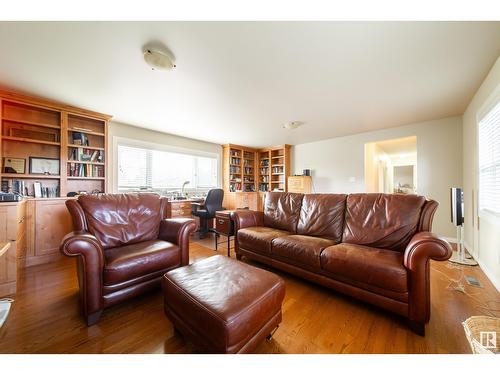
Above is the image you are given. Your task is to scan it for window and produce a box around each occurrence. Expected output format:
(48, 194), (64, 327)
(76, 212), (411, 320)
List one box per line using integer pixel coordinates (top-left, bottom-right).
(117, 144), (218, 191)
(478, 99), (500, 215)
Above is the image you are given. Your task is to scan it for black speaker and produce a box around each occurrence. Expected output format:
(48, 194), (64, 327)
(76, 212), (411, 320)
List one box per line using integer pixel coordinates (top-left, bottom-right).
(302, 169), (311, 176)
(450, 187), (464, 226)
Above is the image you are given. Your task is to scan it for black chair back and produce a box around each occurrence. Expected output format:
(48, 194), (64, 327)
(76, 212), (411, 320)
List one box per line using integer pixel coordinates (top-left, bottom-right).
(204, 188), (224, 216)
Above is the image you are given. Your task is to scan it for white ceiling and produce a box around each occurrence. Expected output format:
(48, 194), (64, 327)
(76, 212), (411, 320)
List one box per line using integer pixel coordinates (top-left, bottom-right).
(0, 22), (499, 147)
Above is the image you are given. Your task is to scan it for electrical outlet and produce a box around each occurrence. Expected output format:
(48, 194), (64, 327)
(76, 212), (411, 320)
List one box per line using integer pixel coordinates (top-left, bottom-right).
(465, 275), (483, 288)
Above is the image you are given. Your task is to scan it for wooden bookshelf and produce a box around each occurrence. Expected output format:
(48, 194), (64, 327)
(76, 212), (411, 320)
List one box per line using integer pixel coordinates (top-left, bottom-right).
(0, 90), (111, 198)
(222, 144), (291, 210)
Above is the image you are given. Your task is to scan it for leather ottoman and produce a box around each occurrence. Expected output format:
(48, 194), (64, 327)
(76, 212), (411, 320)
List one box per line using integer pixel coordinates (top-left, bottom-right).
(162, 255), (285, 353)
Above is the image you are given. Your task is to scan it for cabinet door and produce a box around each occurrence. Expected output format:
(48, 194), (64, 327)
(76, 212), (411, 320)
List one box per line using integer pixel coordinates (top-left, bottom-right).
(0, 206), (17, 296)
(35, 200), (73, 256)
(235, 193), (258, 211)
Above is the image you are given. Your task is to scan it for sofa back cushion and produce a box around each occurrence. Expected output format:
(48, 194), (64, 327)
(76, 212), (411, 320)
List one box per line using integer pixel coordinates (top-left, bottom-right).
(297, 194), (347, 242)
(342, 193), (426, 252)
(77, 193), (162, 249)
(264, 192), (304, 232)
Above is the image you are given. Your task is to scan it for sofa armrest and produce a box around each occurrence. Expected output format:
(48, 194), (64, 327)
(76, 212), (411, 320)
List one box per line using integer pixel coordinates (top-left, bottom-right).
(403, 232), (452, 270)
(403, 231), (452, 332)
(159, 218), (196, 265)
(231, 210), (264, 231)
(59, 231), (105, 319)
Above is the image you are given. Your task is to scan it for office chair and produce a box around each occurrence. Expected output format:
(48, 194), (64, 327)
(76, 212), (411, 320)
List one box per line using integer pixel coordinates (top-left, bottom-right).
(192, 188), (224, 239)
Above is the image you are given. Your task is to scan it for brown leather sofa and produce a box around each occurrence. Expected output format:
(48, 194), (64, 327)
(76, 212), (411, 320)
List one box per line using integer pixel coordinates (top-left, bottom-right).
(232, 192), (452, 335)
(60, 193), (196, 325)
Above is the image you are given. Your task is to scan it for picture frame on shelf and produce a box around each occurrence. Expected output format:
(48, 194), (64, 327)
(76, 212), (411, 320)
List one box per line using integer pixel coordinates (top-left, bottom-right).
(29, 157), (60, 175)
(3, 157), (26, 174)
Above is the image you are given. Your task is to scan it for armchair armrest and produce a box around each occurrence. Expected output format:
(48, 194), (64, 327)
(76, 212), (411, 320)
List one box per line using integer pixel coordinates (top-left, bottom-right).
(159, 218), (196, 265)
(59, 231), (105, 322)
(403, 232), (452, 270)
(231, 210), (264, 232)
(60, 230), (105, 268)
(191, 202), (204, 213)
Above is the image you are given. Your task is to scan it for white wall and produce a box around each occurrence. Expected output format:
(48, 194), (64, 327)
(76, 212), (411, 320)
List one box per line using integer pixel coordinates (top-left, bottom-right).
(462, 56), (500, 291)
(293, 116), (463, 238)
(107, 121), (222, 192)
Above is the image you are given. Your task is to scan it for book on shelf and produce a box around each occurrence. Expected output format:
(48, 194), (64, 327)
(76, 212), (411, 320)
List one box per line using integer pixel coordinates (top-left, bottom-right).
(71, 132), (89, 146)
(2, 179), (27, 196)
(1, 178), (58, 197)
(67, 162), (104, 178)
(68, 147), (104, 163)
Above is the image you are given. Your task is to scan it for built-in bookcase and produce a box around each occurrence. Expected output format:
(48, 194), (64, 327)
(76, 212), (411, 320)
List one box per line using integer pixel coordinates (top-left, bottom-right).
(0, 90), (111, 198)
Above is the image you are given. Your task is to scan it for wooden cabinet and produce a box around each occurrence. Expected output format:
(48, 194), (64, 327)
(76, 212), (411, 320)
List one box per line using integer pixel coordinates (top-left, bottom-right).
(22, 198), (73, 267)
(235, 192), (258, 210)
(0, 200), (26, 296)
(35, 199), (73, 257)
(288, 176), (312, 194)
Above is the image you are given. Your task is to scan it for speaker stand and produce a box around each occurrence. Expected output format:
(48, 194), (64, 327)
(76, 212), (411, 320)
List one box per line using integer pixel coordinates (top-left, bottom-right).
(449, 225), (477, 266)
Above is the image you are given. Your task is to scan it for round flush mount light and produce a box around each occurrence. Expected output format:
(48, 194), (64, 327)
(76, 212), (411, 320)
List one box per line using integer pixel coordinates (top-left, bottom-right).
(282, 121), (303, 130)
(143, 48), (176, 71)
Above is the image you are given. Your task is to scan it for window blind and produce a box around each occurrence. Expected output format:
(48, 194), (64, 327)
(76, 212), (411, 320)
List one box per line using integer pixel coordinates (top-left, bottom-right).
(478, 99), (500, 215)
(117, 144), (218, 191)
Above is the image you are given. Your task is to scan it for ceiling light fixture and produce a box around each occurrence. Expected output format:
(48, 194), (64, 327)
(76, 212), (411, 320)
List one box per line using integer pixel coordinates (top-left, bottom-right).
(282, 121), (303, 130)
(143, 48), (176, 71)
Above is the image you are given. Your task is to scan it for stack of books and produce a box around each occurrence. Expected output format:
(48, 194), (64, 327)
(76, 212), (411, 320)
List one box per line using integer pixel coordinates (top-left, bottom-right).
(67, 163), (104, 177)
(1, 179), (27, 195)
(68, 148), (104, 162)
(71, 132), (89, 146)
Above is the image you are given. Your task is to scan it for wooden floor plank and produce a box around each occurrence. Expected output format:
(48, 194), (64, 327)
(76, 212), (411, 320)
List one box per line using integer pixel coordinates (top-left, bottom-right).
(0, 234), (498, 354)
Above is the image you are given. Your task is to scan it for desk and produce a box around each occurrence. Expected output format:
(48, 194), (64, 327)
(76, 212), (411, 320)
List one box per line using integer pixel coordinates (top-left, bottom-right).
(167, 198), (204, 218)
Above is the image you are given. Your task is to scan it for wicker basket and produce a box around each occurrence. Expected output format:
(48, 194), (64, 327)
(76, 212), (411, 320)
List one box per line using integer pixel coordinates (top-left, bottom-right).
(462, 316), (500, 354)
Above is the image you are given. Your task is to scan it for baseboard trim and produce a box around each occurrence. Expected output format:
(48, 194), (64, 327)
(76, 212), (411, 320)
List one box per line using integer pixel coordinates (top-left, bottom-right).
(461, 240), (500, 292)
(443, 236), (457, 244)
(475, 257), (500, 293)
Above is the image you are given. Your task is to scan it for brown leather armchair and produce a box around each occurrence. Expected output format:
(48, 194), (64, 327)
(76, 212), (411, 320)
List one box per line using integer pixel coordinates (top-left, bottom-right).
(60, 193), (196, 325)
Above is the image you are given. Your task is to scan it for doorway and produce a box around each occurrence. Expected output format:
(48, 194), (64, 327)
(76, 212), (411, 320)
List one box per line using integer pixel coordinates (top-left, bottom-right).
(364, 136), (417, 194)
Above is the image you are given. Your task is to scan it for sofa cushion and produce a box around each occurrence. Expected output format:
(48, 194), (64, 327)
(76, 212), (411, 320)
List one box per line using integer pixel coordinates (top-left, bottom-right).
(263, 192), (304, 232)
(320, 243), (407, 293)
(237, 227), (291, 254)
(104, 239), (180, 285)
(297, 194), (347, 241)
(272, 235), (336, 268)
(342, 193), (426, 252)
(78, 193), (162, 249)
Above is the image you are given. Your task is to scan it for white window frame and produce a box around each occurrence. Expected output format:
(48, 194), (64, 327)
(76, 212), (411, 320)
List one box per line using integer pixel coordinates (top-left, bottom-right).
(476, 83), (500, 224)
(112, 136), (221, 192)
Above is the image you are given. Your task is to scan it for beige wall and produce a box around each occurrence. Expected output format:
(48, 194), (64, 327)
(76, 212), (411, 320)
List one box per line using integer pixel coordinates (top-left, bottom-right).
(462, 56), (500, 291)
(107, 121), (222, 192)
(293, 116), (463, 238)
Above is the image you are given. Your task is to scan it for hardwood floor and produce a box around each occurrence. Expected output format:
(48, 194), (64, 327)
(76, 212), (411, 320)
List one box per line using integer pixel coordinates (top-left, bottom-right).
(0, 234), (498, 354)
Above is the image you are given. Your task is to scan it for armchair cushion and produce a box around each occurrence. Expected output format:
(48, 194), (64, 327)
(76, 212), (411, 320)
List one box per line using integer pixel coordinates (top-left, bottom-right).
(320, 243), (408, 293)
(78, 193), (162, 249)
(103, 240), (180, 285)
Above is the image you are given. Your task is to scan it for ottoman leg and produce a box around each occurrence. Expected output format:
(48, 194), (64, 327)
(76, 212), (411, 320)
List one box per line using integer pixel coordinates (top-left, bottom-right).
(266, 325), (279, 341)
